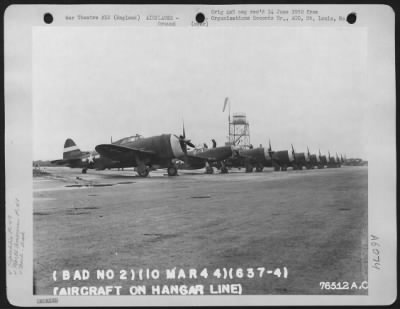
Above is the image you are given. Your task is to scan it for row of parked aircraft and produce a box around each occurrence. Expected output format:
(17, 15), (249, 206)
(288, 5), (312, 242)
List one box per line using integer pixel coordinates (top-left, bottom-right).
(51, 126), (345, 177)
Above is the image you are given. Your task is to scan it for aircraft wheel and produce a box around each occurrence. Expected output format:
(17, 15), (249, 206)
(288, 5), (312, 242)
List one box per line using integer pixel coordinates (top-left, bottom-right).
(167, 166), (178, 176)
(255, 164), (264, 172)
(274, 166), (280, 171)
(138, 167), (150, 177)
(205, 166), (214, 174)
(245, 164), (253, 173)
(82, 168), (87, 174)
(221, 166), (228, 174)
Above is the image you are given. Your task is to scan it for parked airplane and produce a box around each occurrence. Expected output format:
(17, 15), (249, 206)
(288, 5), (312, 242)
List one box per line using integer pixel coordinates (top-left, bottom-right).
(306, 147), (319, 169)
(290, 144), (308, 170)
(95, 128), (195, 177)
(327, 151), (340, 168)
(269, 141), (295, 171)
(224, 141), (273, 172)
(318, 150), (328, 169)
(180, 139), (240, 174)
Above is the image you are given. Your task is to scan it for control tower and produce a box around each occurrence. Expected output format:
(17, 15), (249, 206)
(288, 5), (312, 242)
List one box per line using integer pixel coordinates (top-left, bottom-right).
(228, 112), (251, 148)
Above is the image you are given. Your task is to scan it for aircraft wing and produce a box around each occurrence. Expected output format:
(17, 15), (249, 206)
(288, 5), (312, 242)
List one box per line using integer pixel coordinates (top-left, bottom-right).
(95, 144), (156, 161)
(185, 153), (218, 163)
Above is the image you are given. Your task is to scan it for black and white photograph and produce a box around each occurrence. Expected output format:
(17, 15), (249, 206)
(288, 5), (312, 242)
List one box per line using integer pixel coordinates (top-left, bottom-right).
(4, 4), (396, 307)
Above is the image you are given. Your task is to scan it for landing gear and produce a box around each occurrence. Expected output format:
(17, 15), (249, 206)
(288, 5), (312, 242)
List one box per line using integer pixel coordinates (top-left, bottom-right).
(245, 163), (253, 173)
(205, 166), (214, 174)
(137, 167), (150, 177)
(281, 165), (288, 171)
(82, 168), (87, 174)
(273, 163), (281, 171)
(255, 163), (264, 172)
(221, 166), (228, 174)
(167, 166), (178, 176)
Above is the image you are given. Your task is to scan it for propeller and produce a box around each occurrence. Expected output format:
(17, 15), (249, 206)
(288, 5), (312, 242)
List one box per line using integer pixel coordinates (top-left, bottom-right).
(291, 144), (296, 160)
(174, 121), (195, 153)
(203, 143), (208, 149)
(230, 144), (241, 157)
(306, 146), (311, 161)
(211, 139), (217, 148)
(267, 139), (273, 156)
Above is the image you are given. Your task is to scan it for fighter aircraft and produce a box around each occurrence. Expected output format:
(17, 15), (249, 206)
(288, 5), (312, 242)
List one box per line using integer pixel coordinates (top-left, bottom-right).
(306, 147), (319, 169)
(95, 128), (195, 177)
(327, 151), (339, 168)
(290, 144), (308, 170)
(224, 141), (274, 173)
(336, 153), (342, 167)
(238, 145), (273, 172)
(268, 141), (295, 171)
(51, 138), (101, 174)
(318, 150), (328, 169)
(180, 139), (240, 174)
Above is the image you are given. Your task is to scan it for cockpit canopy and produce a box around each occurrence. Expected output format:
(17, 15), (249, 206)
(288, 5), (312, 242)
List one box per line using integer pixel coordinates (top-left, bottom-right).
(112, 134), (143, 145)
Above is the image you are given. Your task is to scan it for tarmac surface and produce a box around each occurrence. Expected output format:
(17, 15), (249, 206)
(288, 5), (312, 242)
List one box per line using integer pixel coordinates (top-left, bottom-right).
(33, 166), (368, 295)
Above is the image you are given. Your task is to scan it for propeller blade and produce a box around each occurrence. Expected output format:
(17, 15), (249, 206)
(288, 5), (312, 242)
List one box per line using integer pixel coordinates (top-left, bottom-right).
(211, 139), (217, 148)
(182, 120), (186, 139)
(268, 139), (272, 152)
(186, 141), (195, 148)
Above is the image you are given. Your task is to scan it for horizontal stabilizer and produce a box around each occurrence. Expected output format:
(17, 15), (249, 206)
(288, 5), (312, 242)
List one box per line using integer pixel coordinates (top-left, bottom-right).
(50, 159), (67, 165)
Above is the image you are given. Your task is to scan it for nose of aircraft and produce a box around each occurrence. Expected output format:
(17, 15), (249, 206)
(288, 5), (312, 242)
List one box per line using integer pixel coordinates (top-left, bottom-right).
(288, 150), (295, 162)
(230, 145), (240, 156)
(263, 147), (272, 160)
(170, 134), (185, 158)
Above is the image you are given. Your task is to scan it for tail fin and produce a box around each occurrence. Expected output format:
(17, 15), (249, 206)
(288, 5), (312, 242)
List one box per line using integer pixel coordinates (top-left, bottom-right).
(63, 138), (82, 160)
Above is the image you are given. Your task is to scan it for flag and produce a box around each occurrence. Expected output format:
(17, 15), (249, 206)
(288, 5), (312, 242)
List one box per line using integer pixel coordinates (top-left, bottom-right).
(222, 97), (229, 112)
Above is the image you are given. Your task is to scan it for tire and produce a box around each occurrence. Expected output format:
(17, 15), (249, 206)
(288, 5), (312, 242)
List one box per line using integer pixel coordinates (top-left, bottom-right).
(245, 164), (253, 173)
(82, 168), (87, 174)
(167, 166), (178, 176)
(221, 166), (228, 174)
(205, 166), (214, 174)
(255, 164), (264, 172)
(138, 168), (150, 177)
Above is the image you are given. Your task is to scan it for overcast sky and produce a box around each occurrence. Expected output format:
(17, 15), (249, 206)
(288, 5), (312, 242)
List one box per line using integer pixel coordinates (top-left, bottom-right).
(33, 26), (367, 160)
